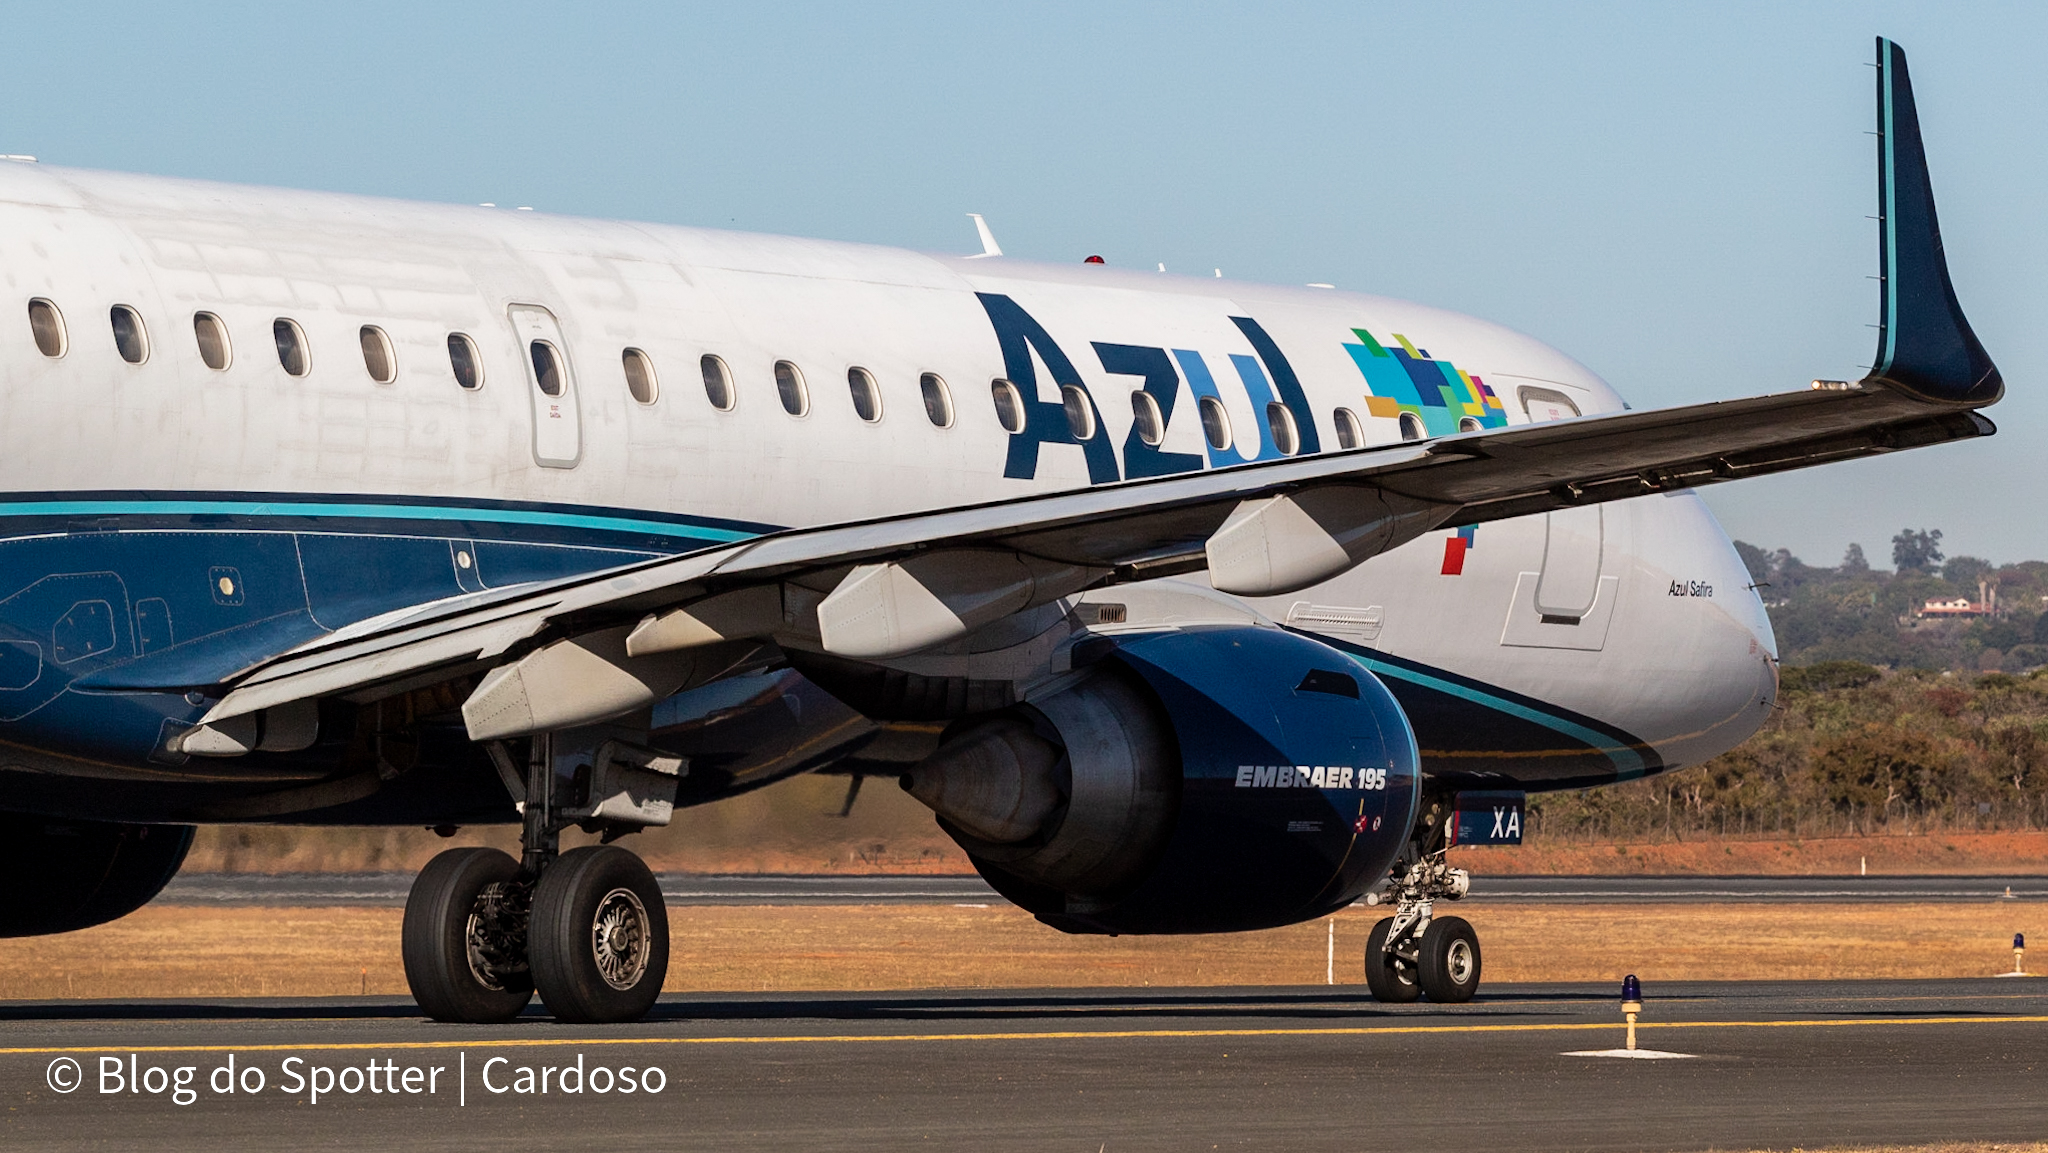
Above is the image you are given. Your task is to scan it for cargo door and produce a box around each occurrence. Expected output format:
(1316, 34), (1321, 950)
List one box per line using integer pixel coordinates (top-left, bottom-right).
(508, 304), (581, 468)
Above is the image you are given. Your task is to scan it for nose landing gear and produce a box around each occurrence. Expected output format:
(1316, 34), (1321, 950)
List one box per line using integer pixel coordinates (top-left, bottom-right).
(402, 734), (675, 1024)
(1364, 801), (1483, 1004)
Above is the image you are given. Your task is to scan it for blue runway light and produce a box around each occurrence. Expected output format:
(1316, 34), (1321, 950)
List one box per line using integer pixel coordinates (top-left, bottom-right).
(2018, 933), (2026, 950)
(1622, 974), (1641, 1003)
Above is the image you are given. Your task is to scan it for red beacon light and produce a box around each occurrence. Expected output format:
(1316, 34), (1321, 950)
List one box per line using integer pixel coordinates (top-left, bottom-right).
(1084, 255), (1105, 264)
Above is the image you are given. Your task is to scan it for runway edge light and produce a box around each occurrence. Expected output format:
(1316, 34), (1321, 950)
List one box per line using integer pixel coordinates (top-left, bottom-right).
(1621, 975), (1643, 1051)
(1996, 932), (2029, 977)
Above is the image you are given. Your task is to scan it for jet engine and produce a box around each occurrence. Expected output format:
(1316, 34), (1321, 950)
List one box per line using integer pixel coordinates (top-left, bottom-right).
(901, 626), (1420, 934)
(0, 813), (194, 936)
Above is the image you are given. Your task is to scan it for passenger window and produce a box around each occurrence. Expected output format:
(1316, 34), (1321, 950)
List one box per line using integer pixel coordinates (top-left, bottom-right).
(28, 299), (65, 358)
(919, 372), (953, 428)
(110, 305), (148, 364)
(847, 366), (882, 422)
(1398, 412), (1423, 441)
(1198, 396), (1232, 451)
(1060, 384), (1095, 440)
(774, 360), (808, 416)
(1131, 391), (1165, 447)
(448, 333), (483, 390)
(1333, 407), (1363, 450)
(1458, 416), (1482, 433)
(273, 318), (309, 377)
(1265, 402), (1300, 456)
(701, 354), (735, 411)
(360, 326), (395, 384)
(530, 341), (565, 397)
(991, 379), (1025, 434)
(193, 313), (231, 370)
(623, 348), (657, 404)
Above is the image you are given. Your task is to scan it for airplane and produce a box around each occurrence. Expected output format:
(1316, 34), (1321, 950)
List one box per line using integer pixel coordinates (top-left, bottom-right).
(0, 38), (1999, 1022)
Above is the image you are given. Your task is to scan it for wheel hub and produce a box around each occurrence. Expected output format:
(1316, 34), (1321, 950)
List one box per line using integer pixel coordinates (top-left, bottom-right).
(464, 880), (531, 993)
(1445, 939), (1475, 984)
(590, 887), (651, 991)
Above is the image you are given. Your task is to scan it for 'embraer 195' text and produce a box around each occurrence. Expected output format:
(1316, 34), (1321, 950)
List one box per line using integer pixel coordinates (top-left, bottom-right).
(1234, 766), (1389, 789)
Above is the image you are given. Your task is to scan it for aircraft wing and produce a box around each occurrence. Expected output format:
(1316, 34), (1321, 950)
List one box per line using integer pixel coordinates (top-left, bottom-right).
(190, 37), (2000, 745)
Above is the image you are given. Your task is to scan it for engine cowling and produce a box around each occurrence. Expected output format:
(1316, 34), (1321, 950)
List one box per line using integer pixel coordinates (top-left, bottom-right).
(902, 626), (1420, 934)
(0, 814), (194, 936)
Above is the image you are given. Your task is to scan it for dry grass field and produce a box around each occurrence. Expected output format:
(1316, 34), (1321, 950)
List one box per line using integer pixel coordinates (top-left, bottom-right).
(181, 773), (2048, 877)
(0, 901), (2037, 1002)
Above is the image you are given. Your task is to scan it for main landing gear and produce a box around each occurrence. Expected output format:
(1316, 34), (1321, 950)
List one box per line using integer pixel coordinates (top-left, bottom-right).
(401, 734), (676, 1024)
(1365, 801), (1483, 1004)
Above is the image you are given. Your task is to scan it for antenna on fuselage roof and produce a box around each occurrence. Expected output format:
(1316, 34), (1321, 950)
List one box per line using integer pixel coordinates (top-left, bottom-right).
(965, 213), (1002, 258)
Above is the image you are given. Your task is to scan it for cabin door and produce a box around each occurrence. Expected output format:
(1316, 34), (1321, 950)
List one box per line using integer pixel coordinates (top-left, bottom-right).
(1497, 376), (1617, 650)
(1535, 506), (1603, 621)
(508, 304), (582, 468)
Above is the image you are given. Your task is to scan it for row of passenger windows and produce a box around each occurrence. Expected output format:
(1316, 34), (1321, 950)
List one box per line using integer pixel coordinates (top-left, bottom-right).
(24, 297), (1476, 450)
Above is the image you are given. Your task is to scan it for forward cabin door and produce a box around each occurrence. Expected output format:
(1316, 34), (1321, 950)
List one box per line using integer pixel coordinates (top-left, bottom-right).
(508, 304), (582, 468)
(1535, 506), (1603, 620)
(1498, 379), (1616, 650)
(1518, 381), (1602, 619)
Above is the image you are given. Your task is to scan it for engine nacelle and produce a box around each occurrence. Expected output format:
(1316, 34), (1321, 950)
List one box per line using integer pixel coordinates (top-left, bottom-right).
(903, 626), (1420, 934)
(0, 813), (194, 937)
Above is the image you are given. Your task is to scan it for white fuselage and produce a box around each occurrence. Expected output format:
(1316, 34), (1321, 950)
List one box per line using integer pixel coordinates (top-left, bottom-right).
(0, 161), (1776, 778)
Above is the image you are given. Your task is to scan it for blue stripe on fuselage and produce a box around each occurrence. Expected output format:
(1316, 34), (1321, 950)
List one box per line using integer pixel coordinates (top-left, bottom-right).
(0, 493), (774, 548)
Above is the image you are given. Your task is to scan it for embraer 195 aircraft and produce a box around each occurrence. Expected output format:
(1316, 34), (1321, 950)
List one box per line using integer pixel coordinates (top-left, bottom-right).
(0, 39), (2001, 1021)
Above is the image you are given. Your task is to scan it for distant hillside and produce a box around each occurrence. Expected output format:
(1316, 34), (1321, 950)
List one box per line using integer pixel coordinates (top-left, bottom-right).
(1529, 660), (2048, 842)
(1736, 532), (2048, 672)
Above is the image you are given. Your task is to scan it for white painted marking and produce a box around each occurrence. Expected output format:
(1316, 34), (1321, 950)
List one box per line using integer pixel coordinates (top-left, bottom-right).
(1561, 1048), (1696, 1059)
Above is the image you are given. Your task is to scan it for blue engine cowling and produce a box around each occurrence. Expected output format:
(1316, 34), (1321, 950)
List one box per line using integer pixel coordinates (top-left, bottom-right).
(924, 626), (1420, 935)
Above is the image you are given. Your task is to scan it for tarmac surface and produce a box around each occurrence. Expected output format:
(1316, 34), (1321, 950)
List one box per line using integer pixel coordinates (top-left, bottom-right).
(156, 871), (2048, 907)
(0, 979), (2040, 1151)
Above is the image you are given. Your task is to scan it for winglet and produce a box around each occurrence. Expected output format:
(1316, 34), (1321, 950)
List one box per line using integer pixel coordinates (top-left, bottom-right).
(1863, 37), (2001, 406)
(967, 213), (1003, 258)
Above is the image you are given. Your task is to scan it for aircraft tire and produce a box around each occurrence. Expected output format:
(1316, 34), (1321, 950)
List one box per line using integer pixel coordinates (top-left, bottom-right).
(1417, 915), (1482, 1003)
(529, 846), (670, 1024)
(1364, 916), (1421, 1003)
(402, 847), (535, 1024)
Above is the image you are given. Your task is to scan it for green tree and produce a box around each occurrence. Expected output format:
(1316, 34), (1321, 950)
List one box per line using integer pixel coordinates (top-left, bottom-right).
(1943, 555), (1992, 588)
(1892, 528), (1944, 574)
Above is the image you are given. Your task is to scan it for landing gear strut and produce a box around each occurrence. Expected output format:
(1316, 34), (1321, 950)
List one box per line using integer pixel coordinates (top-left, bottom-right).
(1364, 798), (1483, 1004)
(402, 733), (675, 1023)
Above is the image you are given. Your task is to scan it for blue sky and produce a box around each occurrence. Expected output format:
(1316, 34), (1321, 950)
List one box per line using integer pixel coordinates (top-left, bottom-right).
(1, 2), (2039, 568)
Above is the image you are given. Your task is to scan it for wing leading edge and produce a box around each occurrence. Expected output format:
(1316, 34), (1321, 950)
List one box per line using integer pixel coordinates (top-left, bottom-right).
(185, 37), (1998, 746)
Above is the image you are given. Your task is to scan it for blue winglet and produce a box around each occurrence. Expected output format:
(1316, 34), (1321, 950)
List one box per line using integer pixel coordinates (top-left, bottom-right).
(1865, 37), (2002, 406)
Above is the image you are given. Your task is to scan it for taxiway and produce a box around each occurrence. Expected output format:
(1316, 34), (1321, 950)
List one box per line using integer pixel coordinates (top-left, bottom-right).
(1, 979), (2040, 1150)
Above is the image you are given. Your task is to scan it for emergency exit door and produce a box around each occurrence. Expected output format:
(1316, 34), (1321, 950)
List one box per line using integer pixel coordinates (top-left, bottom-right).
(508, 304), (581, 468)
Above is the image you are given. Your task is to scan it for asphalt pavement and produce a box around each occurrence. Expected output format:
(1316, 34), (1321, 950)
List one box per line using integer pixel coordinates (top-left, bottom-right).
(155, 871), (2048, 907)
(1, 979), (2041, 1151)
